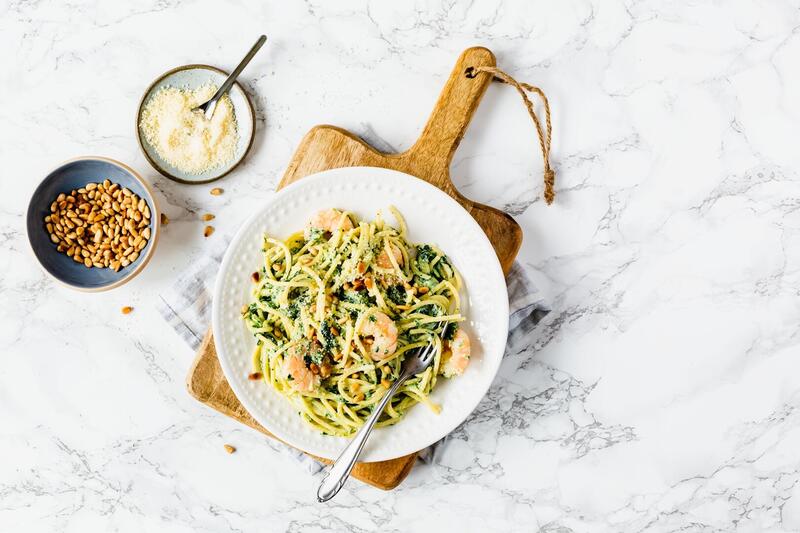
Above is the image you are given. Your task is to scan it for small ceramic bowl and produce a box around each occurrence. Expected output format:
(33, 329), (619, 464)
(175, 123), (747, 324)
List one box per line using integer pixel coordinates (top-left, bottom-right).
(136, 64), (256, 184)
(26, 157), (160, 292)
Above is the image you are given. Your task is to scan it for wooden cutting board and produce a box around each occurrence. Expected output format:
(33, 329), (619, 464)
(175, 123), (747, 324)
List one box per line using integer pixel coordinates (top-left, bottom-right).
(186, 46), (523, 490)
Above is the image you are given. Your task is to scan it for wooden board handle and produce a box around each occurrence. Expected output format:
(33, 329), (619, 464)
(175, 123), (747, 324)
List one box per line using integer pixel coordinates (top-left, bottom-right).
(407, 47), (496, 175)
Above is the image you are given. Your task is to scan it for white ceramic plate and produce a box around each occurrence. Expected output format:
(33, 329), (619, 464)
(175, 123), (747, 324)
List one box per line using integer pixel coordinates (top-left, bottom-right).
(212, 167), (509, 462)
(136, 65), (255, 184)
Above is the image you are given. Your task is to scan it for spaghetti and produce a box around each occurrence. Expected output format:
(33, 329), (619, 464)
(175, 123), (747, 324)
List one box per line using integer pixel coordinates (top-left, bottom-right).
(242, 207), (471, 436)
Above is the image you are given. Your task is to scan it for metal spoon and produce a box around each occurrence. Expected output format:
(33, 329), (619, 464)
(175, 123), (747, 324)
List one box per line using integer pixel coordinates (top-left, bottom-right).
(316, 325), (447, 502)
(195, 35), (267, 120)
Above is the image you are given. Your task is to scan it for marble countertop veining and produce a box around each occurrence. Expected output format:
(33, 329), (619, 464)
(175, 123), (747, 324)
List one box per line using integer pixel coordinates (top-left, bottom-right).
(3, 1), (800, 531)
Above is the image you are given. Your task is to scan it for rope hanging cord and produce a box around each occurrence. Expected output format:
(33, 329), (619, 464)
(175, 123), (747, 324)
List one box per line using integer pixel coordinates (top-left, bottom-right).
(469, 65), (555, 205)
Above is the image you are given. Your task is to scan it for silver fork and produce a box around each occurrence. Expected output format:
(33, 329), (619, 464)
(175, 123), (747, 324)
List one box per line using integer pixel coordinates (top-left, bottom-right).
(316, 326), (447, 502)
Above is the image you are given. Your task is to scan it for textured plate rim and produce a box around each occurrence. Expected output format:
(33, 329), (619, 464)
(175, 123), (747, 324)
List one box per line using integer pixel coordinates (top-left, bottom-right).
(25, 156), (161, 293)
(212, 167), (509, 461)
(135, 64), (256, 185)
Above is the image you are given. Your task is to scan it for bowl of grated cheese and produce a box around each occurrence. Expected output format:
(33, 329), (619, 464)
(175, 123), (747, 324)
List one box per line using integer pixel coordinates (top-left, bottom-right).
(136, 64), (256, 184)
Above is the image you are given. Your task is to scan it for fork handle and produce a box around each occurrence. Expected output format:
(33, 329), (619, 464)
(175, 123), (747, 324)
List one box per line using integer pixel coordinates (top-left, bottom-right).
(209, 35), (267, 106)
(316, 374), (410, 502)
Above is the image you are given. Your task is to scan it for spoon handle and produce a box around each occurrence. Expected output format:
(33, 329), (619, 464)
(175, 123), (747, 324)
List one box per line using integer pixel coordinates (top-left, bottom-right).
(210, 35), (266, 104)
(316, 374), (410, 502)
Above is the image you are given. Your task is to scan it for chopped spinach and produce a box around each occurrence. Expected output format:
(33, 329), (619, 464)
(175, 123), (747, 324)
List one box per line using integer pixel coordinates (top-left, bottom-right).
(443, 322), (458, 341)
(386, 284), (406, 305)
(319, 320), (337, 353)
(433, 255), (454, 281)
(413, 274), (438, 291)
(415, 244), (437, 274)
(416, 304), (440, 317)
(259, 285), (282, 309)
(341, 289), (375, 306)
(288, 287), (310, 304)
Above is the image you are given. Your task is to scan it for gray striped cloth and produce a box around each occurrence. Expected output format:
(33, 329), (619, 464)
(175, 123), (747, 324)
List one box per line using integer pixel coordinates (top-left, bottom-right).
(158, 236), (547, 473)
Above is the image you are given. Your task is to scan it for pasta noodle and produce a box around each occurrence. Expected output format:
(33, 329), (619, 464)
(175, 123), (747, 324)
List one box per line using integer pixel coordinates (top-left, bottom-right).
(243, 207), (471, 436)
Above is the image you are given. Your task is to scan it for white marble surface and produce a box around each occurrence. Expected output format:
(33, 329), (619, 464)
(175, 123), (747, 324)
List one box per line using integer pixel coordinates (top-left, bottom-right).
(3, 0), (800, 531)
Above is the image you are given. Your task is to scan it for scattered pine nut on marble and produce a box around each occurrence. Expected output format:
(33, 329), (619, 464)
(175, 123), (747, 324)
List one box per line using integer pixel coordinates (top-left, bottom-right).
(210, 188), (223, 196)
(160, 213), (169, 225)
(202, 213), (215, 221)
(224, 444), (236, 454)
(204, 226), (215, 237)
(121, 306), (133, 314)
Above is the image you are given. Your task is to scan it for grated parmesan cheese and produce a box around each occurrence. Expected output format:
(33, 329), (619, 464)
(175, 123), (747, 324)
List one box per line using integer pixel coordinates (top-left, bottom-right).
(139, 84), (239, 174)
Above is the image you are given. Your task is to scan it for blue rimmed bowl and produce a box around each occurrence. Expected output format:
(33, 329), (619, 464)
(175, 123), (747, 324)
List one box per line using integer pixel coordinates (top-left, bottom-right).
(26, 157), (160, 292)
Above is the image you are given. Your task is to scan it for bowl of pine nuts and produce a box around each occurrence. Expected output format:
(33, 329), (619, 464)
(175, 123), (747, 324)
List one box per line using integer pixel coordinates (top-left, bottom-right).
(26, 156), (160, 291)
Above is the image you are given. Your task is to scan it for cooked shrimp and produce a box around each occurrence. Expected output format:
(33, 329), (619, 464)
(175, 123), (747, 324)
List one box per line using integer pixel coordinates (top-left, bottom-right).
(305, 209), (353, 239)
(358, 310), (398, 360)
(376, 243), (403, 269)
(441, 328), (470, 377)
(283, 342), (321, 392)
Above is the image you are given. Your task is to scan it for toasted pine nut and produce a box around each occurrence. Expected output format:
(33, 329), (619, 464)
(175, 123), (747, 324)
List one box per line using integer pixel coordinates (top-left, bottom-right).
(44, 181), (151, 271)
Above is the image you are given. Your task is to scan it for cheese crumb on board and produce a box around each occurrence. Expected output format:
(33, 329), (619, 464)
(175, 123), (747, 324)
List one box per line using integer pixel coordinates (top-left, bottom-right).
(139, 84), (239, 174)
